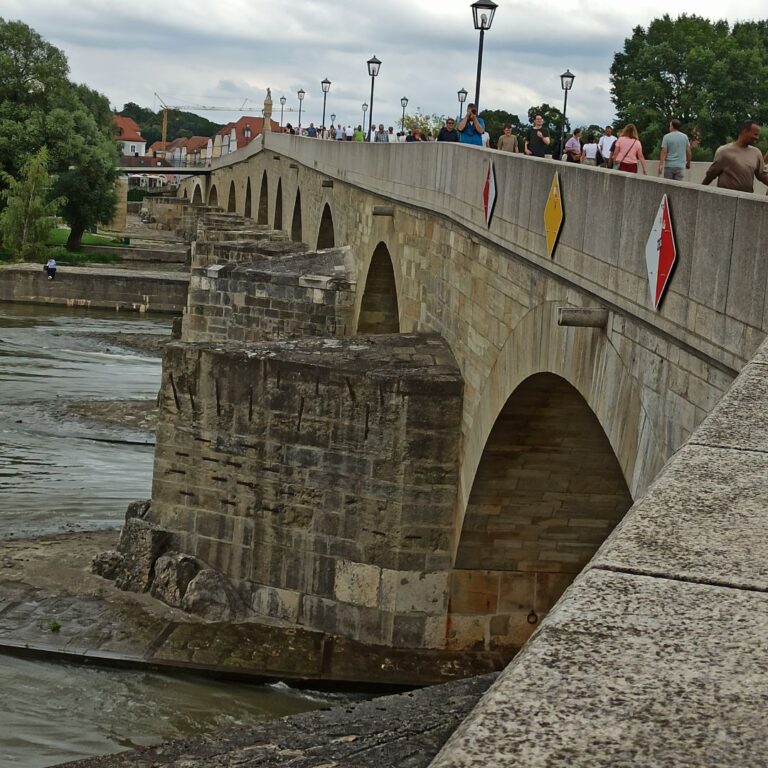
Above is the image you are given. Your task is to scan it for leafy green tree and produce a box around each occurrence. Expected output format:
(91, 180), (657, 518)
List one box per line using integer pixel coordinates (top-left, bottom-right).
(403, 111), (449, 139)
(0, 147), (62, 261)
(610, 15), (768, 154)
(479, 109), (525, 146)
(0, 19), (120, 250)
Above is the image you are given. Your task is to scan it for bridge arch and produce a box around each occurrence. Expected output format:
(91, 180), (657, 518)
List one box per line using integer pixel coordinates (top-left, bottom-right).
(227, 181), (236, 213)
(207, 184), (218, 208)
(450, 368), (633, 651)
(244, 178), (252, 218)
(257, 172), (269, 225)
(357, 242), (400, 334)
(191, 185), (203, 205)
(274, 178), (283, 230)
(291, 189), (302, 241)
(459, 301), (664, 524)
(317, 203), (335, 249)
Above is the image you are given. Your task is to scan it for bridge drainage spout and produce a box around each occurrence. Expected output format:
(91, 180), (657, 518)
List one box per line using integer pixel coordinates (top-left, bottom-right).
(557, 307), (609, 329)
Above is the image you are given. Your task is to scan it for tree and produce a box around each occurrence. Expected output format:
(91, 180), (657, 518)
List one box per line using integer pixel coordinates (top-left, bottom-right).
(403, 111), (449, 139)
(479, 109), (525, 147)
(610, 15), (768, 154)
(0, 147), (62, 261)
(0, 19), (119, 249)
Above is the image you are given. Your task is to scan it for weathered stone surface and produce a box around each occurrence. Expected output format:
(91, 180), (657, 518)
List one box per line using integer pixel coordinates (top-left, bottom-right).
(152, 334), (464, 649)
(431, 570), (768, 768)
(56, 673), (498, 768)
(150, 552), (200, 608)
(90, 550), (124, 581)
(115, 518), (170, 592)
(125, 499), (152, 521)
(181, 568), (248, 620)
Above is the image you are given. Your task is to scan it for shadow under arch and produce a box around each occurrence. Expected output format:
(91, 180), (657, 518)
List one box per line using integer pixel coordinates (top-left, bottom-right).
(227, 180), (236, 213)
(458, 301), (665, 524)
(357, 242), (400, 334)
(244, 178), (252, 218)
(192, 185), (203, 205)
(274, 178), (283, 230)
(317, 203), (335, 249)
(257, 172), (268, 225)
(291, 189), (302, 241)
(450, 371), (633, 652)
(207, 184), (218, 207)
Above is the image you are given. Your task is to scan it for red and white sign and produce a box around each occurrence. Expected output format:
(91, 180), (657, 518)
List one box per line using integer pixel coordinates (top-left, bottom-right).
(483, 160), (496, 227)
(644, 194), (677, 310)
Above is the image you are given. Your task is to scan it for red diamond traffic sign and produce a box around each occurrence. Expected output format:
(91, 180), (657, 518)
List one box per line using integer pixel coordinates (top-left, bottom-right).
(644, 194), (677, 310)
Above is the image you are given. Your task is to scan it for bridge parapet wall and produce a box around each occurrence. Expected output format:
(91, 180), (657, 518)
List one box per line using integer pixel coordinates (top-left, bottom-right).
(258, 134), (767, 375)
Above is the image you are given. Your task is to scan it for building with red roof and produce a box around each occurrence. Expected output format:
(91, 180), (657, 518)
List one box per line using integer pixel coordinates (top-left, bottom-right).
(113, 116), (146, 157)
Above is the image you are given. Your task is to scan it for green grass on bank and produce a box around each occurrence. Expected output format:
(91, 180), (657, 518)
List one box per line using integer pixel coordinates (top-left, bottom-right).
(0, 228), (125, 265)
(45, 228), (124, 247)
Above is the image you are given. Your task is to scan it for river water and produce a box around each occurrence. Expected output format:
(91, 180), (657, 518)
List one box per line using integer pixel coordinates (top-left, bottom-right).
(0, 305), (333, 768)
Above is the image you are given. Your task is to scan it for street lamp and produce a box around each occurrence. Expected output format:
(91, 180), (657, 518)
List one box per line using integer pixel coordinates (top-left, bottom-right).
(401, 96), (408, 134)
(320, 78), (331, 138)
(366, 55), (381, 141)
(559, 69), (575, 159)
(362, 102), (368, 133)
(470, 0), (498, 110)
(457, 88), (468, 120)
(330, 113), (336, 131)
(279, 96), (286, 128)
(297, 88), (305, 134)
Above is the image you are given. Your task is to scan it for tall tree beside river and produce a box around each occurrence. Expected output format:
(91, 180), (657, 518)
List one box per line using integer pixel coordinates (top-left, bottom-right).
(0, 19), (119, 251)
(610, 15), (768, 155)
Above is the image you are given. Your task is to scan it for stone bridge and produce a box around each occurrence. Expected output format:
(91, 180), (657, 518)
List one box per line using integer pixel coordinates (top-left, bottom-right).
(135, 132), (767, 691)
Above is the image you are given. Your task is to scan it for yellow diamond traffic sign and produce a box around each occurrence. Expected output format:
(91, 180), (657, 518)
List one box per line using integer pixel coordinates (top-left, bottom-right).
(544, 172), (563, 259)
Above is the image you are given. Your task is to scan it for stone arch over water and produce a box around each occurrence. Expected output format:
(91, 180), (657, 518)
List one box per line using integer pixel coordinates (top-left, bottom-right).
(207, 184), (218, 208)
(291, 189), (302, 241)
(449, 371), (632, 652)
(192, 185), (203, 205)
(227, 181), (236, 213)
(317, 203), (335, 249)
(274, 178), (283, 231)
(357, 242), (400, 334)
(257, 172), (269, 225)
(244, 178), (252, 218)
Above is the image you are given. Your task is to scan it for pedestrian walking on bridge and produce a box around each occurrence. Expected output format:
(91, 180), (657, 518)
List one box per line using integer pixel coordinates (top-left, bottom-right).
(702, 120), (768, 193)
(658, 120), (691, 180)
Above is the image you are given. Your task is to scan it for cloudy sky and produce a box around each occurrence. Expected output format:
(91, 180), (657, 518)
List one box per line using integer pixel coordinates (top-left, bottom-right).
(4, 0), (767, 131)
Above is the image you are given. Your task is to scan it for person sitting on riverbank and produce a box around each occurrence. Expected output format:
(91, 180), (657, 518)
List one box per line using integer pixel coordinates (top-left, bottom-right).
(44, 257), (56, 280)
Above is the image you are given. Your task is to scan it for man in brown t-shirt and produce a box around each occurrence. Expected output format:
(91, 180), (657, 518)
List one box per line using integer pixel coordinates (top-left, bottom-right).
(702, 120), (768, 193)
(497, 123), (519, 153)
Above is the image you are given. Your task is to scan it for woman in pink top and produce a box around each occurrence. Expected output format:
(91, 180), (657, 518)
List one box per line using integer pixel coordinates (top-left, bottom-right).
(610, 124), (647, 174)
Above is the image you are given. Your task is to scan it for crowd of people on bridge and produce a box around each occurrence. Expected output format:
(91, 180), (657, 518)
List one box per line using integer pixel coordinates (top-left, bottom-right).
(283, 111), (768, 194)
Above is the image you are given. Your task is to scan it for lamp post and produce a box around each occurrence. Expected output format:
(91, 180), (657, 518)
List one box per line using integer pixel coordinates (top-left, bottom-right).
(279, 96), (286, 128)
(400, 96), (408, 134)
(559, 69), (575, 159)
(297, 88), (305, 134)
(320, 78), (331, 138)
(366, 55), (381, 141)
(362, 102), (368, 134)
(470, 0), (498, 110)
(330, 113), (336, 134)
(457, 88), (468, 120)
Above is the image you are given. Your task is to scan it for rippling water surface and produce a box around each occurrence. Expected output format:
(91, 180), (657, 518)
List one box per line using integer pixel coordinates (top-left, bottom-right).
(0, 304), (334, 767)
(0, 304), (165, 538)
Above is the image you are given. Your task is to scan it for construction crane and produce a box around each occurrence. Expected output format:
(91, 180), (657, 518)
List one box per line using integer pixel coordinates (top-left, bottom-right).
(154, 93), (274, 144)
